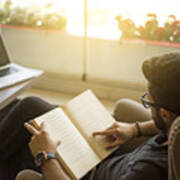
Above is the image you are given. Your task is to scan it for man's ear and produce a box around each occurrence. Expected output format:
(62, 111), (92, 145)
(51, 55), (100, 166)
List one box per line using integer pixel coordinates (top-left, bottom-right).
(160, 108), (176, 122)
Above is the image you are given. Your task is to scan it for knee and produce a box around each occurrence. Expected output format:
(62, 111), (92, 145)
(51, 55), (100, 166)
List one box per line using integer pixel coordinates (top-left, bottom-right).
(20, 96), (43, 107)
(16, 169), (43, 180)
(19, 96), (53, 111)
(113, 98), (136, 120)
(113, 98), (151, 122)
(18, 96), (56, 117)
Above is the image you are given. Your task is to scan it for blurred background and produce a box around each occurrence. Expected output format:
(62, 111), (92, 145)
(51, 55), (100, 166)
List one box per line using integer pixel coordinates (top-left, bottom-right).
(2, 0), (180, 39)
(1, 0), (180, 101)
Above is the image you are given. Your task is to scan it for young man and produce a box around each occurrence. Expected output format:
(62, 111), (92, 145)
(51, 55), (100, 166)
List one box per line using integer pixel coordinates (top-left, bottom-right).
(2, 52), (180, 180)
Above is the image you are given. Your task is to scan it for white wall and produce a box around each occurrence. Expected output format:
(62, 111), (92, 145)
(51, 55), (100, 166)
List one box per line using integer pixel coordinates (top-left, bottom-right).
(2, 26), (180, 100)
(87, 39), (180, 88)
(2, 26), (84, 80)
(87, 39), (147, 86)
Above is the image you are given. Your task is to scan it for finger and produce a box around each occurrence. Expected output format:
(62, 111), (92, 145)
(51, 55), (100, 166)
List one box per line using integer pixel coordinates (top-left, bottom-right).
(106, 140), (122, 149)
(31, 135), (35, 141)
(105, 123), (115, 130)
(56, 140), (61, 146)
(105, 126), (115, 131)
(104, 122), (118, 131)
(106, 135), (117, 142)
(40, 122), (49, 133)
(93, 130), (114, 136)
(93, 129), (116, 136)
(24, 123), (39, 135)
(28, 120), (33, 125)
(112, 122), (119, 128)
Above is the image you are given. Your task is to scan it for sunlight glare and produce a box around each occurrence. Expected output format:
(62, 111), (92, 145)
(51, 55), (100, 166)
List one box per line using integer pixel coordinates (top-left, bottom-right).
(9, 0), (180, 40)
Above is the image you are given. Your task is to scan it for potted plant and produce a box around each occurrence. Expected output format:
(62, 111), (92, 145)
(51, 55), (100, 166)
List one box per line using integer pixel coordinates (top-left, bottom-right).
(115, 13), (180, 47)
(0, 0), (67, 30)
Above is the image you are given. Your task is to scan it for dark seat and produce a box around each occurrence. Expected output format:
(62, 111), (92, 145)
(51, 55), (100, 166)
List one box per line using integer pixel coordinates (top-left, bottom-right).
(168, 116), (180, 180)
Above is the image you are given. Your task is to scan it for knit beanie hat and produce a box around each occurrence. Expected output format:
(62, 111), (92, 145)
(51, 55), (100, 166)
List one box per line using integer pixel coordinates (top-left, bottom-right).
(142, 52), (180, 114)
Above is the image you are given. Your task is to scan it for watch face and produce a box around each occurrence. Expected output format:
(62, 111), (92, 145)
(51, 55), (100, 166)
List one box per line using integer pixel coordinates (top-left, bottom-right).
(38, 151), (46, 159)
(35, 151), (57, 167)
(35, 151), (47, 167)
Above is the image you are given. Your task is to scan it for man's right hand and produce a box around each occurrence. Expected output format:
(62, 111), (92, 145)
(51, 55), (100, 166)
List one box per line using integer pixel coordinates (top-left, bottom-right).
(93, 121), (137, 149)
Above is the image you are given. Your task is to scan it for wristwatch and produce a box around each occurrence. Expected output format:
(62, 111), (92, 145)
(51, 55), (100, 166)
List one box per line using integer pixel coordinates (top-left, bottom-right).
(35, 151), (57, 167)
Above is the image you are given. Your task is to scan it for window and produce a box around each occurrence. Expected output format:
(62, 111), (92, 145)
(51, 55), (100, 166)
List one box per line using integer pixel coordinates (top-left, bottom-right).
(5, 0), (180, 40)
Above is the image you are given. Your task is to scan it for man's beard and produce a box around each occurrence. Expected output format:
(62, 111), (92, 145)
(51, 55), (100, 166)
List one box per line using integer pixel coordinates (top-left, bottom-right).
(153, 107), (167, 134)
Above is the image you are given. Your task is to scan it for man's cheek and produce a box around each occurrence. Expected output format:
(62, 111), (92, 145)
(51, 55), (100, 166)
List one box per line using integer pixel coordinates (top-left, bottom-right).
(150, 108), (156, 119)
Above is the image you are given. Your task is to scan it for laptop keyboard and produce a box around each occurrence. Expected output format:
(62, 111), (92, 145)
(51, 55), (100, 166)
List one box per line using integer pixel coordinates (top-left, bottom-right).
(0, 66), (19, 77)
(0, 65), (42, 89)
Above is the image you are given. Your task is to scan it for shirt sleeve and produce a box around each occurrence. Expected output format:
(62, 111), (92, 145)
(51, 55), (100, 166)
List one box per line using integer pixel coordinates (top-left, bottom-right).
(120, 161), (166, 180)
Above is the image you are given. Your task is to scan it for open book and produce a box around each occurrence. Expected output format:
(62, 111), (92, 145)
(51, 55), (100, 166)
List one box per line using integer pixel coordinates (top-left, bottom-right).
(32, 90), (116, 180)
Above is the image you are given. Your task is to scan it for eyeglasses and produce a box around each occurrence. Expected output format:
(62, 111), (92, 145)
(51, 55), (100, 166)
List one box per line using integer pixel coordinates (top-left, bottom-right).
(141, 92), (159, 109)
(141, 93), (180, 115)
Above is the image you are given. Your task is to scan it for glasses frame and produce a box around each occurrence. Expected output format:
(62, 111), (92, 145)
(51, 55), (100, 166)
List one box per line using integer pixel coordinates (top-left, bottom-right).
(141, 92), (159, 109)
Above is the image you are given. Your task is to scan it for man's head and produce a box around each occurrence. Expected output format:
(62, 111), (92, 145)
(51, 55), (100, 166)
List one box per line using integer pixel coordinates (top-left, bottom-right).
(142, 52), (180, 134)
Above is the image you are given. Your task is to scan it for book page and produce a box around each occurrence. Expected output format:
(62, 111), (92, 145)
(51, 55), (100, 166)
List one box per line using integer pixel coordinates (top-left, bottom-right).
(64, 90), (116, 159)
(33, 108), (101, 180)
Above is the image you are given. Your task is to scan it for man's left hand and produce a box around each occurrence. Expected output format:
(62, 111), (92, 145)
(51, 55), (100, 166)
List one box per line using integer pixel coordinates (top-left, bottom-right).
(24, 122), (60, 157)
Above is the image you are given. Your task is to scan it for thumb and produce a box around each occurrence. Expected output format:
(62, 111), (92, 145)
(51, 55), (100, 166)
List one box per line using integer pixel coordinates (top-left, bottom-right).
(41, 122), (49, 132)
(56, 140), (61, 146)
(106, 140), (122, 149)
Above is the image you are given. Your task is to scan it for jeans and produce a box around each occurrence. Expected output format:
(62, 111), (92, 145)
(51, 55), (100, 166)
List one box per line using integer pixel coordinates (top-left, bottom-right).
(0, 97), (56, 180)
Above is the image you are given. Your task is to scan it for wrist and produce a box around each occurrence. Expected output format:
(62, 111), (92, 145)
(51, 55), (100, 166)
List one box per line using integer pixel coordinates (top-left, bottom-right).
(35, 151), (58, 168)
(42, 158), (59, 169)
(134, 121), (142, 137)
(131, 123), (138, 138)
(131, 121), (142, 138)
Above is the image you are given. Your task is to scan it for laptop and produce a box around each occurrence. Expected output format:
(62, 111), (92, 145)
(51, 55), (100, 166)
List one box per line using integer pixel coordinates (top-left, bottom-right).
(0, 32), (43, 89)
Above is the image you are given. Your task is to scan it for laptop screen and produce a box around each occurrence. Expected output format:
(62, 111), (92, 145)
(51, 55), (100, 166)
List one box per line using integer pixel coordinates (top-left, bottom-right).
(0, 35), (10, 67)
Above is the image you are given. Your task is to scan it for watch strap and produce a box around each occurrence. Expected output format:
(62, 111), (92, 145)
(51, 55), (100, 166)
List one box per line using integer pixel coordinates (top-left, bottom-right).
(35, 151), (57, 167)
(135, 121), (142, 137)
